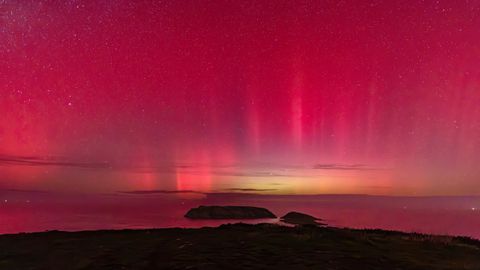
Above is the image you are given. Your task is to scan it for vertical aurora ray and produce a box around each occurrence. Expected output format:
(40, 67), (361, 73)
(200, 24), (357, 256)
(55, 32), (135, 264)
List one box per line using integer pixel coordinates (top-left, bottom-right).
(0, 1), (479, 195)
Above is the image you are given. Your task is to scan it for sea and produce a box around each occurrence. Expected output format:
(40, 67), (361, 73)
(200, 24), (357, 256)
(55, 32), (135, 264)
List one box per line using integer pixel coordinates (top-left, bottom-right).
(1, 191), (479, 239)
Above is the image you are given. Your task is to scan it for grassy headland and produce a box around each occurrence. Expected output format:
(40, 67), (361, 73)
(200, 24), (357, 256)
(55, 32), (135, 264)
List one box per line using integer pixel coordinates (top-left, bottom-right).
(0, 223), (479, 269)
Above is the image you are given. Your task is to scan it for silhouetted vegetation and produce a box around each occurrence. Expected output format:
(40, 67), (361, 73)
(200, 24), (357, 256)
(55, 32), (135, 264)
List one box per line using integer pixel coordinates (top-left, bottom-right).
(1, 223), (479, 269)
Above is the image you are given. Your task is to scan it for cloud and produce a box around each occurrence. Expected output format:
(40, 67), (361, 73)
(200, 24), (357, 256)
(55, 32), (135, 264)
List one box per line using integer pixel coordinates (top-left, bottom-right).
(0, 154), (110, 169)
(191, 171), (295, 178)
(0, 188), (50, 194)
(118, 190), (203, 195)
(118, 188), (278, 195)
(223, 188), (278, 192)
(0, 153), (384, 178)
(0, 154), (293, 178)
(312, 163), (382, 171)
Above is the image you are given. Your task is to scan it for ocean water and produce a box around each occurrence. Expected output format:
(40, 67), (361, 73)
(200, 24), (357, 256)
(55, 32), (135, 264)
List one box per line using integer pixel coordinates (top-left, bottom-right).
(1, 192), (479, 239)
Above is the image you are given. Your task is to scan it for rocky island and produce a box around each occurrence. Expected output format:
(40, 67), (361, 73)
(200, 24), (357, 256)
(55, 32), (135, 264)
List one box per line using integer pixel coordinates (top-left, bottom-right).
(185, 205), (277, 219)
(281, 211), (325, 226)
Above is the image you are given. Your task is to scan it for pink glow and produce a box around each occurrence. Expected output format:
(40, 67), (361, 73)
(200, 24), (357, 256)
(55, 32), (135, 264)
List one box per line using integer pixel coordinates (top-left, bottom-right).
(0, 1), (479, 196)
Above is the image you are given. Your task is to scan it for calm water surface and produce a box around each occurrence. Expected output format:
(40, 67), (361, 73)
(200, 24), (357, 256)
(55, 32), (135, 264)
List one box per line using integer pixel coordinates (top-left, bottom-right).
(1, 192), (479, 239)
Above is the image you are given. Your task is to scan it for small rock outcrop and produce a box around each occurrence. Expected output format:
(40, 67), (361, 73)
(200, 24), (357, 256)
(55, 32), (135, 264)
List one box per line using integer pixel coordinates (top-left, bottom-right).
(185, 206), (277, 219)
(281, 212), (325, 226)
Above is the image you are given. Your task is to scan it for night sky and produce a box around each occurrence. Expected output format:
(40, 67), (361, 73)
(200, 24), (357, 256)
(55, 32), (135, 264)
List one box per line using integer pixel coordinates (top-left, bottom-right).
(1, 1), (480, 195)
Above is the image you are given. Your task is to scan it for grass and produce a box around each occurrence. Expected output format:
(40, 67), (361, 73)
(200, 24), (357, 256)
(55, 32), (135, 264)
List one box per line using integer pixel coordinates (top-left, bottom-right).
(0, 223), (479, 269)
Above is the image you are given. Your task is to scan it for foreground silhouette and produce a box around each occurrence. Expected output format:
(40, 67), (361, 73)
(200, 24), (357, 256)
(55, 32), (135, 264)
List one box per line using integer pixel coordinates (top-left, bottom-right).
(1, 223), (479, 269)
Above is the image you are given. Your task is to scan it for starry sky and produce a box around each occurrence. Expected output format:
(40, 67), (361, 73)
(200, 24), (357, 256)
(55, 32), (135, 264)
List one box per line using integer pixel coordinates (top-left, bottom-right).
(1, 0), (480, 195)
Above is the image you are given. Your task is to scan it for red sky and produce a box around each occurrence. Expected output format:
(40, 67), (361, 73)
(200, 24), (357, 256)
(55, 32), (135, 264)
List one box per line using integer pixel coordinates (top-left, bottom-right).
(1, 0), (480, 195)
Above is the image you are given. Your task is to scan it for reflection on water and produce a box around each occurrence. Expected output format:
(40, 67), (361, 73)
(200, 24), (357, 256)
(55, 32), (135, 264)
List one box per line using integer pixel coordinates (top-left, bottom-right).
(1, 192), (479, 239)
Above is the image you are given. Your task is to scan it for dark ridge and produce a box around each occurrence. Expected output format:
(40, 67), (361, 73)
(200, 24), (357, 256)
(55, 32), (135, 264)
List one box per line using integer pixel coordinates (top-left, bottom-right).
(281, 211), (325, 226)
(185, 205), (277, 219)
(1, 223), (479, 269)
